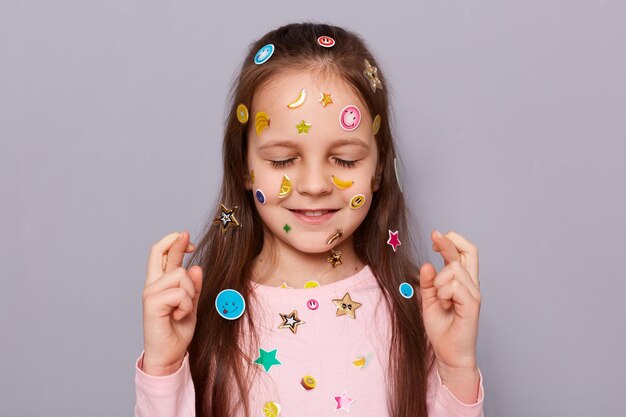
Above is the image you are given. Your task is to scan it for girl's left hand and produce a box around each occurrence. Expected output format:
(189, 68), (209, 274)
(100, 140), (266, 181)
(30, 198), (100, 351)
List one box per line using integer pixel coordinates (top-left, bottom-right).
(419, 230), (481, 372)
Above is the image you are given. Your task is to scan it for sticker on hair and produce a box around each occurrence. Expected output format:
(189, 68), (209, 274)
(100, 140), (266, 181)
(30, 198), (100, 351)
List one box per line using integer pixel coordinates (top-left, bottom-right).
(255, 111), (270, 137)
(287, 88), (306, 108)
(399, 282), (414, 299)
(319, 92), (333, 107)
(255, 189), (266, 204)
(372, 114), (381, 135)
(387, 229), (401, 252)
(254, 44), (275, 65)
(236, 104), (249, 124)
(296, 119), (311, 134)
(317, 35), (335, 48)
(340, 105), (361, 131)
(394, 157), (403, 193)
(363, 59), (383, 93)
(349, 194), (365, 209)
(331, 175), (354, 190)
(215, 289), (245, 320)
(278, 175), (292, 197)
(213, 203), (241, 235)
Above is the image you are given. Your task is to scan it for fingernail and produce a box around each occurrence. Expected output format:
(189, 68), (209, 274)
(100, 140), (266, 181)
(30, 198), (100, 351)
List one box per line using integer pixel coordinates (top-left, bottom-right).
(434, 230), (443, 238)
(178, 231), (185, 240)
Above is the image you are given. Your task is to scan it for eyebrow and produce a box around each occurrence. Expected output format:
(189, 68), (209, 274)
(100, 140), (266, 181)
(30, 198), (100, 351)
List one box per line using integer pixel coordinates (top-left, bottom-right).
(257, 137), (370, 151)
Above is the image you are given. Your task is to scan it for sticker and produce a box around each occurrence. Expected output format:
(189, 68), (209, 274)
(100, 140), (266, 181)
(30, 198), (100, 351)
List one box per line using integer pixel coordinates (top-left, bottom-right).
(332, 292), (362, 319)
(326, 229), (343, 245)
(353, 352), (373, 369)
(283, 224), (291, 233)
(339, 105), (361, 131)
(387, 229), (401, 252)
(254, 348), (282, 373)
(215, 289), (245, 320)
(287, 88), (306, 108)
(254, 44), (275, 65)
(399, 282), (414, 298)
(304, 280), (320, 288)
(262, 401), (281, 417)
(317, 35), (335, 48)
(250, 170), (255, 184)
(255, 189), (266, 204)
(296, 119), (311, 134)
(372, 114), (381, 135)
(394, 157), (403, 193)
(279, 282), (292, 289)
(278, 310), (305, 334)
(363, 58), (383, 92)
(255, 112), (270, 137)
(278, 175), (292, 197)
(307, 299), (319, 310)
(319, 92), (333, 107)
(212, 204), (241, 235)
(331, 175), (354, 190)
(236, 104), (249, 124)
(349, 194), (365, 209)
(334, 391), (356, 412)
(327, 249), (342, 268)
(301, 375), (317, 390)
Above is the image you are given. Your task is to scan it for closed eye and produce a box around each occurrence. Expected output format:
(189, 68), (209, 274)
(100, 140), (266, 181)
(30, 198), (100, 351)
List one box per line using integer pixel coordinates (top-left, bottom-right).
(270, 158), (297, 168)
(333, 157), (358, 168)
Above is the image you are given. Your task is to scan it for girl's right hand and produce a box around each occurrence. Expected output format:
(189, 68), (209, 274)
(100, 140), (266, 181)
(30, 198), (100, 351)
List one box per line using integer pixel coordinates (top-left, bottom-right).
(141, 230), (203, 376)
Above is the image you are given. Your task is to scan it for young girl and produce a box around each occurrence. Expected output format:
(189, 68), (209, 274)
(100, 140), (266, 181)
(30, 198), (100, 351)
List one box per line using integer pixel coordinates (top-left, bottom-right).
(135, 22), (484, 417)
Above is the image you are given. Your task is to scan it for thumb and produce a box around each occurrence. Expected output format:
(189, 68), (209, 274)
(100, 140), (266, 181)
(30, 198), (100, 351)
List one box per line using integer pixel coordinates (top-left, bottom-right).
(188, 265), (204, 314)
(418, 263), (438, 304)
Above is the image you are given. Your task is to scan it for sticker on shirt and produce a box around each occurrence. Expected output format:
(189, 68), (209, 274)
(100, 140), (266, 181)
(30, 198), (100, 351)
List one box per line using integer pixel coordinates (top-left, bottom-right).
(332, 292), (362, 319)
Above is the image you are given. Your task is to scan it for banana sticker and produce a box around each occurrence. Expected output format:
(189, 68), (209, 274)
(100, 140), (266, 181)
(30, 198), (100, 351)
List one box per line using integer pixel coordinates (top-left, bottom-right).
(331, 175), (354, 190)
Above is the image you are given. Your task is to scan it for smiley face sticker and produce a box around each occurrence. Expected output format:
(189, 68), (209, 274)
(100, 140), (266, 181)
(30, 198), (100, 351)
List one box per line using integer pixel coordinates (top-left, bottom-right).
(254, 44), (275, 65)
(340, 105), (361, 131)
(215, 289), (246, 320)
(317, 35), (335, 48)
(349, 194), (366, 209)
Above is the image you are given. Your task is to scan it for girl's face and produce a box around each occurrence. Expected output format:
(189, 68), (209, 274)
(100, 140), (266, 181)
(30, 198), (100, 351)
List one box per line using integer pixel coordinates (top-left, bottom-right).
(246, 69), (379, 254)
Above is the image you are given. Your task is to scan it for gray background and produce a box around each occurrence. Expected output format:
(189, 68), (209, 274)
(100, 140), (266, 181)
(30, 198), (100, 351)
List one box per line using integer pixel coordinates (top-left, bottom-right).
(1, 1), (624, 416)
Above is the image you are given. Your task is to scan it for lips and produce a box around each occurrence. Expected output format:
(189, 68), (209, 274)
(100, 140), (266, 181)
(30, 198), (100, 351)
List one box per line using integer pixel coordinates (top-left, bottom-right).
(288, 208), (339, 224)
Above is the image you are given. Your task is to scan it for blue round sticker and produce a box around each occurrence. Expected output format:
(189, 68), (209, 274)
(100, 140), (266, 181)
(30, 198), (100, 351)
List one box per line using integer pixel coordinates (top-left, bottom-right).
(254, 44), (274, 65)
(255, 189), (266, 205)
(399, 282), (414, 299)
(215, 289), (246, 320)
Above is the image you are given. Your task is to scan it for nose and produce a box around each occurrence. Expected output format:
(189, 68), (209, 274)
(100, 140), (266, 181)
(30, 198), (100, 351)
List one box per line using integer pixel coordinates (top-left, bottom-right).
(295, 161), (333, 197)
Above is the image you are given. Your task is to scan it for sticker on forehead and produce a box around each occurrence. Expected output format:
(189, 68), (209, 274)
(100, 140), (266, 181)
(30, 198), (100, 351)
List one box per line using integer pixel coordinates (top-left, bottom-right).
(255, 112), (270, 137)
(317, 35), (335, 48)
(287, 89), (306, 109)
(340, 105), (361, 132)
(254, 44), (274, 65)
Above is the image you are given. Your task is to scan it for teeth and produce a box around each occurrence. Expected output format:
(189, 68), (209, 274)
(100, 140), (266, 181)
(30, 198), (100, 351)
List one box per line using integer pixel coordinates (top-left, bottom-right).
(303, 210), (328, 217)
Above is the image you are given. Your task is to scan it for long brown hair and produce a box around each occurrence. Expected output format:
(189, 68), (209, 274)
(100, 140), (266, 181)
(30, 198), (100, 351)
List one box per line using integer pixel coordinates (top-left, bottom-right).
(186, 22), (434, 417)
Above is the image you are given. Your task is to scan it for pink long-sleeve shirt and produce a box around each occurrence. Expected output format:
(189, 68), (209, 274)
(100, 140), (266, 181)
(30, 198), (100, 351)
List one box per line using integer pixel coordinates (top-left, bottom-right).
(135, 265), (484, 417)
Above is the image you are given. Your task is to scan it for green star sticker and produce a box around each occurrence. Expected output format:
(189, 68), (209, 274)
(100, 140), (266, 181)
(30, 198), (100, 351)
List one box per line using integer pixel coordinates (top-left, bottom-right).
(283, 223), (292, 233)
(253, 348), (282, 373)
(296, 119), (311, 134)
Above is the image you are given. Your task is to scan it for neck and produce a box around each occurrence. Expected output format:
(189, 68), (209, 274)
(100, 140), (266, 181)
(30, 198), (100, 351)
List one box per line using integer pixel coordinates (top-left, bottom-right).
(251, 233), (365, 288)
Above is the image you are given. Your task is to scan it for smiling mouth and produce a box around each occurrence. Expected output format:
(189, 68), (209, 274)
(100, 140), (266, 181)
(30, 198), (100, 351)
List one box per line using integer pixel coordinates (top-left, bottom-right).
(289, 209), (339, 217)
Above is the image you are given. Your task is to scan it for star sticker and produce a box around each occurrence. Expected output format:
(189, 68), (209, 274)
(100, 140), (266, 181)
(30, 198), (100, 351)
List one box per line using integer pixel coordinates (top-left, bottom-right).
(296, 119), (311, 134)
(334, 390), (356, 412)
(332, 292), (362, 319)
(319, 92), (333, 107)
(212, 204), (241, 235)
(278, 310), (305, 334)
(363, 59), (383, 93)
(253, 348), (282, 373)
(387, 229), (401, 252)
(327, 249), (342, 268)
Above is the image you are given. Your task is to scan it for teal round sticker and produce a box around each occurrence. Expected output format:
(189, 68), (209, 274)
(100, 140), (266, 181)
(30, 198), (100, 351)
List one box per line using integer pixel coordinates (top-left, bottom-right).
(399, 282), (414, 299)
(215, 289), (245, 320)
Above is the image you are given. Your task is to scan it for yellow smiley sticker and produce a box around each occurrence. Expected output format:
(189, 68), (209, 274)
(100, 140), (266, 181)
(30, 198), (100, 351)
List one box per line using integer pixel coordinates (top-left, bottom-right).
(349, 194), (366, 209)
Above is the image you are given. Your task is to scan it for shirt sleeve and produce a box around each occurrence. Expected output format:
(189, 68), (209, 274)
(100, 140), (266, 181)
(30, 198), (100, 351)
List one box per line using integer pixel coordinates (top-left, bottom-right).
(426, 364), (485, 417)
(134, 351), (196, 417)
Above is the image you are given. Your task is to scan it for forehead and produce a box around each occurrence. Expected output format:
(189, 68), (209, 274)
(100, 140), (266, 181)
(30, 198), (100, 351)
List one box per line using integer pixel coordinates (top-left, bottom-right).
(247, 69), (373, 147)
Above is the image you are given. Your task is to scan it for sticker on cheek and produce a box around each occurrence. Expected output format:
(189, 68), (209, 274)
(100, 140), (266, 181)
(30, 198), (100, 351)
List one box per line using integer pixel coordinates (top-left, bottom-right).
(349, 194), (366, 209)
(340, 105), (361, 131)
(331, 175), (354, 190)
(278, 175), (292, 198)
(255, 189), (266, 204)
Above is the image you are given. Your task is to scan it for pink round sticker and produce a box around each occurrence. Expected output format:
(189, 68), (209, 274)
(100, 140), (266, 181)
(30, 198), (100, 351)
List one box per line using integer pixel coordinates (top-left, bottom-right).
(340, 105), (361, 131)
(317, 36), (335, 48)
(307, 299), (319, 310)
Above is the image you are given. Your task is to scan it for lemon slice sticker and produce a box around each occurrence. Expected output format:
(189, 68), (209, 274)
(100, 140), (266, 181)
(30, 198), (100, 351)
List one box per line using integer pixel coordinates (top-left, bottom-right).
(278, 175), (292, 198)
(262, 401), (281, 417)
(236, 104), (249, 124)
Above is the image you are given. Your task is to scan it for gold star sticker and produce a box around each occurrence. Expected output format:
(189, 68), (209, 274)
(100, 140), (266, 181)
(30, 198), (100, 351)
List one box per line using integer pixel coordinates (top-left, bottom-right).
(278, 310), (305, 334)
(363, 59), (383, 93)
(332, 292), (362, 319)
(319, 92), (333, 107)
(296, 120), (311, 134)
(327, 249), (342, 268)
(212, 204), (241, 235)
